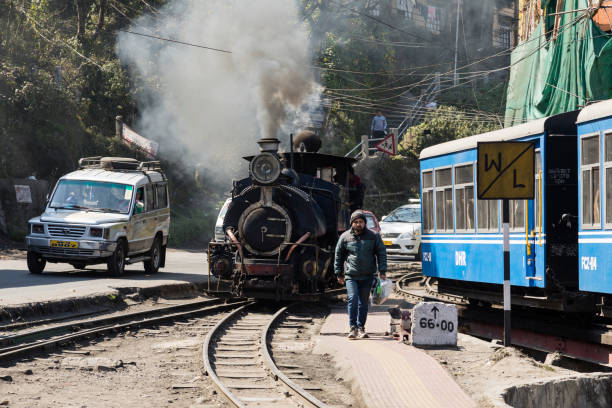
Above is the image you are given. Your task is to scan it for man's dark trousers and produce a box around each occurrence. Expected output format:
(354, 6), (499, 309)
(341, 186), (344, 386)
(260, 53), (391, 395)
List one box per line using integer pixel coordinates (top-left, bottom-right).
(346, 277), (373, 328)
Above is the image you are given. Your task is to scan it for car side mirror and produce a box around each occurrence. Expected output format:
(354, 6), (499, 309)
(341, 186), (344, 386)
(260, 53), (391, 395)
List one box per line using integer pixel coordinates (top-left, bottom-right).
(381, 215), (387, 221)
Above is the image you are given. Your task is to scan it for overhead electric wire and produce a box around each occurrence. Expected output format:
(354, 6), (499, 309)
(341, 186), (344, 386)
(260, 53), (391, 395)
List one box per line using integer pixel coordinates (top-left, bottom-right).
(329, 0), (433, 43)
(118, 29), (232, 53)
(332, 102), (502, 122)
(331, 15), (607, 127)
(322, 11), (586, 93)
(329, 105), (503, 124)
(324, 11), (587, 109)
(349, 36), (443, 48)
(326, 90), (502, 120)
(109, 0), (231, 54)
(14, 5), (105, 71)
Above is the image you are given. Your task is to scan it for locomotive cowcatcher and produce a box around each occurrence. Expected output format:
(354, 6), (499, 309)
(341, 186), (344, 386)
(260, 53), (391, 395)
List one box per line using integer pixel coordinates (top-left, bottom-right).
(208, 132), (356, 299)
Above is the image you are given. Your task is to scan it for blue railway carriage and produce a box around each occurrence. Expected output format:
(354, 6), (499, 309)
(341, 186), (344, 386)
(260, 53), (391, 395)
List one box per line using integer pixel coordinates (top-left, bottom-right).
(577, 100), (612, 295)
(419, 110), (593, 311)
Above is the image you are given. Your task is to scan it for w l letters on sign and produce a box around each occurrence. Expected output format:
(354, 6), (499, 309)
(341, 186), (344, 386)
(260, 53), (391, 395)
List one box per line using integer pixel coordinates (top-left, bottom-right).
(485, 153), (502, 172)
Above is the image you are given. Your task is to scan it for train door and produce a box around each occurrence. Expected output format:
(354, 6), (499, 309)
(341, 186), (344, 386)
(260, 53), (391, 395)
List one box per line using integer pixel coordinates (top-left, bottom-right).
(546, 135), (579, 290)
(510, 148), (541, 285)
(526, 151), (543, 284)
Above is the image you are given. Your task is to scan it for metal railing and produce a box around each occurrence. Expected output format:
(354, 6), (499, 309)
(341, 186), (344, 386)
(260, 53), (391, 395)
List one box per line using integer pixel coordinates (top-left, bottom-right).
(396, 74), (440, 142)
(344, 136), (386, 159)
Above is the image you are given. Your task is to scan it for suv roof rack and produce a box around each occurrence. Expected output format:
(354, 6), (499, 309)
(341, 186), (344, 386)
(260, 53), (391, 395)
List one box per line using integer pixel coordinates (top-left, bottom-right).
(78, 156), (103, 168)
(77, 157), (165, 175)
(138, 161), (162, 172)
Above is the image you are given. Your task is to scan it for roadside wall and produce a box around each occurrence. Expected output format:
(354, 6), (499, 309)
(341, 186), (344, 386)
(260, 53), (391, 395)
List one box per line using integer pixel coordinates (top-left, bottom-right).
(0, 179), (50, 241)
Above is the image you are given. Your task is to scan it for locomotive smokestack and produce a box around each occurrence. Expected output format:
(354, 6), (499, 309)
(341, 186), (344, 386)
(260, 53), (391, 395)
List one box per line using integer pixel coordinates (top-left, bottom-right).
(257, 138), (281, 153)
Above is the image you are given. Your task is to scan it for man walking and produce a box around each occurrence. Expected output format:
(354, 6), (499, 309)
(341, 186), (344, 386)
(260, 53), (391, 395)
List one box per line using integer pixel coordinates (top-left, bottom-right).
(370, 110), (387, 150)
(335, 210), (387, 339)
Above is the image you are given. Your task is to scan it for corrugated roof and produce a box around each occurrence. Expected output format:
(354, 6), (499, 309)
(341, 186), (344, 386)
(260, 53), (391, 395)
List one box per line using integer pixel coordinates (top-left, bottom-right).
(576, 99), (612, 124)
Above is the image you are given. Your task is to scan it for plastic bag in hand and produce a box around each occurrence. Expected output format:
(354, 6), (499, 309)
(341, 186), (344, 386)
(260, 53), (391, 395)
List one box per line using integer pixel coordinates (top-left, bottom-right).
(371, 277), (393, 305)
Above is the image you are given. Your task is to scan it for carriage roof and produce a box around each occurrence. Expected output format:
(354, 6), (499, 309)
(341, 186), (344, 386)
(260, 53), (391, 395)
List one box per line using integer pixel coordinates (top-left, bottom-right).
(419, 110), (579, 160)
(576, 99), (612, 124)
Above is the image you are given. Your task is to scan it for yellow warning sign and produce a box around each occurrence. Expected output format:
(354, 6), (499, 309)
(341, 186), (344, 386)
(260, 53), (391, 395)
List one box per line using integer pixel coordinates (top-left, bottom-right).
(477, 142), (535, 199)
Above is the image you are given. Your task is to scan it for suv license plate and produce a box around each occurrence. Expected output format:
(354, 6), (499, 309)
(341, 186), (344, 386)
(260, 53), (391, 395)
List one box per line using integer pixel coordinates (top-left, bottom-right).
(383, 240), (392, 246)
(50, 240), (78, 248)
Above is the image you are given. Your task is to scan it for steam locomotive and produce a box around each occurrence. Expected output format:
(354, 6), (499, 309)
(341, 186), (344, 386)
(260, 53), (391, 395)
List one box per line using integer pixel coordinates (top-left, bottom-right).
(208, 132), (356, 299)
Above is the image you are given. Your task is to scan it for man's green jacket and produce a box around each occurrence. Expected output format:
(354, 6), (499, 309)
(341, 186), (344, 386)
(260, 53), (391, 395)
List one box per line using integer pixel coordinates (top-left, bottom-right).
(334, 228), (387, 280)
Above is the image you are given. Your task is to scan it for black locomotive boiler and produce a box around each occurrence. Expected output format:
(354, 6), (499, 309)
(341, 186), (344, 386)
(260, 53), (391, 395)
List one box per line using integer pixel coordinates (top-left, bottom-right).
(208, 132), (356, 299)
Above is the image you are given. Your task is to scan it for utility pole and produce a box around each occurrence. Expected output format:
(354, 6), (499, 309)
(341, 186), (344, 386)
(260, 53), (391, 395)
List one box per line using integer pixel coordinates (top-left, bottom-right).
(453, 0), (461, 86)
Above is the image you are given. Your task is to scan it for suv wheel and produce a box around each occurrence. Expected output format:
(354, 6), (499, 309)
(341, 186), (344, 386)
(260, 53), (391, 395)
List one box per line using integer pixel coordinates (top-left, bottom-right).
(144, 237), (162, 274)
(27, 251), (46, 274)
(107, 240), (126, 276)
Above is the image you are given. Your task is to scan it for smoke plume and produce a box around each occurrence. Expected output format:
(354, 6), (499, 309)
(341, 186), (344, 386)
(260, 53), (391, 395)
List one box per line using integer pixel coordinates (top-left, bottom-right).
(117, 0), (317, 179)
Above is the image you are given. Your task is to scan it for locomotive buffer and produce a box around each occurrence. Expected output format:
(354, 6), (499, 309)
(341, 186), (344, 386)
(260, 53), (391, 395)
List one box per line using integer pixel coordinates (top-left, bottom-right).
(477, 141), (535, 346)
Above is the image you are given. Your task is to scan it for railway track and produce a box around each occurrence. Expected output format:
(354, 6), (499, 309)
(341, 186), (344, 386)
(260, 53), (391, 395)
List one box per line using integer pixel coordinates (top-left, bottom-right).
(394, 272), (467, 305)
(203, 302), (330, 408)
(394, 270), (612, 367)
(0, 297), (247, 362)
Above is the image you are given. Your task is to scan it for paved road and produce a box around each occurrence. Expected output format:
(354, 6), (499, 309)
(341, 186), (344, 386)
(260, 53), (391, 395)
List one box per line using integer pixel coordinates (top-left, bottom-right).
(0, 249), (210, 307)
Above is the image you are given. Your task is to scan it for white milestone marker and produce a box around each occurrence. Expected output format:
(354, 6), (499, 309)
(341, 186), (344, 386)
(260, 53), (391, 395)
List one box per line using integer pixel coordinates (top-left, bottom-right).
(410, 302), (458, 346)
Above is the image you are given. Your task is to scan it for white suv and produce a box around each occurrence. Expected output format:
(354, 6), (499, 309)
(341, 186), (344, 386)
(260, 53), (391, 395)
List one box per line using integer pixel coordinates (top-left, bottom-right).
(25, 157), (170, 275)
(380, 201), (422, 259)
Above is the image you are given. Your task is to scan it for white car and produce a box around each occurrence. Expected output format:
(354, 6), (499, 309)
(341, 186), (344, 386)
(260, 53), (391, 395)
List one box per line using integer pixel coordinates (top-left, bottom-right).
(213, 198), (232, 242)
(25, 157), (170, 275)
(380, 202), (422, 259)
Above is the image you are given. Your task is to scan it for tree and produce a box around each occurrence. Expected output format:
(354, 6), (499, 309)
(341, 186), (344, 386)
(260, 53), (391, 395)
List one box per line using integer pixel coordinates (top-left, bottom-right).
(401, 105), (499, 159)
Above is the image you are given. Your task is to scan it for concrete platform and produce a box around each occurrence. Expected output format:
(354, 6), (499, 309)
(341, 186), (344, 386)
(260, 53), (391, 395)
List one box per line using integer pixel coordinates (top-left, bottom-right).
(317, 301), (475, 408)
(0, 249), (212, 318)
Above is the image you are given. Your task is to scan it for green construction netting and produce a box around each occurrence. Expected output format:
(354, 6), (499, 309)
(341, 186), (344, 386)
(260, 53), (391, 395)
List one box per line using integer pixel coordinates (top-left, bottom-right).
(504, 0), (612, 126)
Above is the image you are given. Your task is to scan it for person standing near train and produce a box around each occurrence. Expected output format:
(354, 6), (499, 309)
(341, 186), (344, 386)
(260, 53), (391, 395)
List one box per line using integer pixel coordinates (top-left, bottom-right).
(334, 210), (387, 339)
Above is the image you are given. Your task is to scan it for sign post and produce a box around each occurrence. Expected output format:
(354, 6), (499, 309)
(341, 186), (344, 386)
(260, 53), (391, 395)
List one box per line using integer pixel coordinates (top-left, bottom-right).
(375, 133), (396, 156)
(477, 141), (535, 347)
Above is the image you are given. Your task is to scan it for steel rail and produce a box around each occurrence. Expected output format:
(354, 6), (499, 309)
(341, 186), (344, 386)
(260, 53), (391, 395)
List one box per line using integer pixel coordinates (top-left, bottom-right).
(394, 272), (466, 304)
(202, 302), (255, 408)
(395, 272), (612, 366)
(0, 297), (227, 349)
(0, 299), (247, 361)
(261, 304), (329, 408)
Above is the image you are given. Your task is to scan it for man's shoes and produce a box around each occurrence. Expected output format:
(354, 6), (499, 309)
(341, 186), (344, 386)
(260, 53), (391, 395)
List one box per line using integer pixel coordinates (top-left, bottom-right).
(347, 326), (358, 339)
(358, 327), (369, 339)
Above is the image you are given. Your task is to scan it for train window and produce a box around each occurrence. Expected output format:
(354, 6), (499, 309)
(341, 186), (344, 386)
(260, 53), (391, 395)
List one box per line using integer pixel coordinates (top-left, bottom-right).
(454, 164), (474, 231)
(582, 134), (600, 227)
(477, 199), (499, 231)
(436, 168), (451, 186)
(582, 136), (599, 165)
(509, 200), (525, 230)
(534, 152), (542, 233)
(423, 172), (433, 188)
(422, 171), (434, 232)
(606, 133), (612, 226)
(435, 168), (453, 231)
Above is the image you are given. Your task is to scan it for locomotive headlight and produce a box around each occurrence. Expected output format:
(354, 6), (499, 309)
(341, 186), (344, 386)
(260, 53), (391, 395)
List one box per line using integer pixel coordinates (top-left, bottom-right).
(250, 153), (281, 184)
